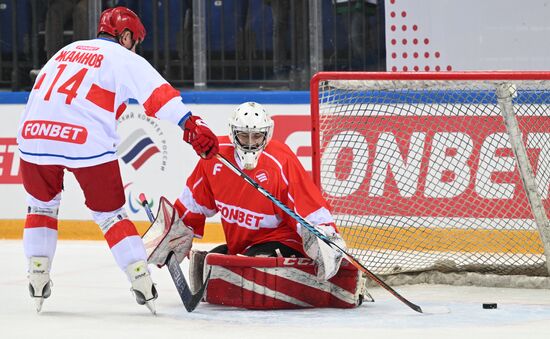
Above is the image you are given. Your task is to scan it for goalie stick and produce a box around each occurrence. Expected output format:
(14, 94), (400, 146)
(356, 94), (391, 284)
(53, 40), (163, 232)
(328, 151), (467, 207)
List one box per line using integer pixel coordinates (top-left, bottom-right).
(215, 154), (423, 313)
(139, 193), (210, 312)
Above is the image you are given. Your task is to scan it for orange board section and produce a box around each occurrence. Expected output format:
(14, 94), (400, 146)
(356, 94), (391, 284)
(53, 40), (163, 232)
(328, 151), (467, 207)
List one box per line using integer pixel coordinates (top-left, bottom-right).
(339, 227), (544, 254)
(2, 220), (543, 254)
(0, 220), (225, 243)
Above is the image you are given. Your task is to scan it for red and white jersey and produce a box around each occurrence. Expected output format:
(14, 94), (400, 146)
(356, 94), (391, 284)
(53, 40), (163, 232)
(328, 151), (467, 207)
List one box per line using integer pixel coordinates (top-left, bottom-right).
(17, 38), (189, 167)
(175, 136), (336, 255)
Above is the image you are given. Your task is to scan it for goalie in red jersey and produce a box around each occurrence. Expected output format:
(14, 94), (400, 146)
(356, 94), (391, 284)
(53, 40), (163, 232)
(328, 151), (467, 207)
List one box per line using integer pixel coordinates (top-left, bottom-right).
(165, 102), (369, 309)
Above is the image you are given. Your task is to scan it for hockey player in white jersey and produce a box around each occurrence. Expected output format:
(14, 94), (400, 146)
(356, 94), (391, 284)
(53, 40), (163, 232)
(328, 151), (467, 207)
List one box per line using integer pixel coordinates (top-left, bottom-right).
(17, 6), (219, 313)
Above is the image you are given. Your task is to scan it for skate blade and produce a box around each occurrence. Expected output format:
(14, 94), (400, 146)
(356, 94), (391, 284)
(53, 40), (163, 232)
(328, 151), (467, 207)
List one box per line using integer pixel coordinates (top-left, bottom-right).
(145, 300), (156, 315)
(34, 297), (44, 313)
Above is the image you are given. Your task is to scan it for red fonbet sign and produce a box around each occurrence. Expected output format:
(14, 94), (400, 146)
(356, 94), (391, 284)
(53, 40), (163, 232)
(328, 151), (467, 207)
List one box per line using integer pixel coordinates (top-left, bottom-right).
(320, 116), (550, 218)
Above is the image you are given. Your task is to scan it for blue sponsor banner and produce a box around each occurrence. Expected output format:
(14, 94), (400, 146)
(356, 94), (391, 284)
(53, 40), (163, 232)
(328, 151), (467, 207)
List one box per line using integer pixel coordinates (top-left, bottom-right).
(0, 91), (310, 105)
(5, 89), (549, 105)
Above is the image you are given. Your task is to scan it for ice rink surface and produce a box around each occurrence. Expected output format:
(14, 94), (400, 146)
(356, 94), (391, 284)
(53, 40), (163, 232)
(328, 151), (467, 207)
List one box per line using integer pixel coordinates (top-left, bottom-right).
(3, 240), (550, 339)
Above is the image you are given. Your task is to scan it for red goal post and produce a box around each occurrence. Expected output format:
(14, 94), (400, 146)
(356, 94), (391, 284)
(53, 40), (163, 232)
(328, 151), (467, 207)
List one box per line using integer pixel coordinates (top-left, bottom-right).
(310, 71), (550, 287)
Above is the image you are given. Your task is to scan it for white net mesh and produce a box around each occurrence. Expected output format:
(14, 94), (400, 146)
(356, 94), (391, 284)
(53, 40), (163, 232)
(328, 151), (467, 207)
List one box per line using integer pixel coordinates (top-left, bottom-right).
(313, 73), (550, 281)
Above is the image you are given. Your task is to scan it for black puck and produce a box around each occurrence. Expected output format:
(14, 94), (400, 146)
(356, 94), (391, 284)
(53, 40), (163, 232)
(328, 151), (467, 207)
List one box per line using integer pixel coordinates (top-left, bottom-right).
(482, 303), (497, 309)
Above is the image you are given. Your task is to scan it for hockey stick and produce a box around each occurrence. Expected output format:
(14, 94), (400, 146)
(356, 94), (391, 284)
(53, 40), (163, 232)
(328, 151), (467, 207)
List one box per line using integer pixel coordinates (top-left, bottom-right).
(139, 194), (210, 312)
(215, 154), (423, 313)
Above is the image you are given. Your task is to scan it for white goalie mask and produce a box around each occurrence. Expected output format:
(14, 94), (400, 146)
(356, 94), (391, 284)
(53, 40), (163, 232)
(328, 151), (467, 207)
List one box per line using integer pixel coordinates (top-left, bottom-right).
(229, 102), (274, 170)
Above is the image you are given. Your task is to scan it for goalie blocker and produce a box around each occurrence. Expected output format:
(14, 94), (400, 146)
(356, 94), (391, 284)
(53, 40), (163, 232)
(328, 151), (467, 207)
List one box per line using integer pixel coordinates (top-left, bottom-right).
(189, 250), (370, 309)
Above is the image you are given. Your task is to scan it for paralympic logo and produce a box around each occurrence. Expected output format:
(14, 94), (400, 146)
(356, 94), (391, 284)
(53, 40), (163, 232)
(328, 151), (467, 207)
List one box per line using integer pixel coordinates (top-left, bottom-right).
(124, 182), (154, 214)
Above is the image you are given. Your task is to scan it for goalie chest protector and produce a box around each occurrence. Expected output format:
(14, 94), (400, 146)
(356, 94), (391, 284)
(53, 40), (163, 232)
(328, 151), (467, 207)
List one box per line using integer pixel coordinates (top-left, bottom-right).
(203, 254), (365, 309)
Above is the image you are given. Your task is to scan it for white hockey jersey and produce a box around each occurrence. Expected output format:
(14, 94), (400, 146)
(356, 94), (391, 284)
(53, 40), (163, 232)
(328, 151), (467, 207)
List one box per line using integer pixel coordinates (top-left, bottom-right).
(17, 38), (190, 167)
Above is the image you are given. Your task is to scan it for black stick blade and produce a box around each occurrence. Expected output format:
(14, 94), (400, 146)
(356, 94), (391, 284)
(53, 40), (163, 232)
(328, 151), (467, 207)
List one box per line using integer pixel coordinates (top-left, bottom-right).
(166, 252), (210, 312)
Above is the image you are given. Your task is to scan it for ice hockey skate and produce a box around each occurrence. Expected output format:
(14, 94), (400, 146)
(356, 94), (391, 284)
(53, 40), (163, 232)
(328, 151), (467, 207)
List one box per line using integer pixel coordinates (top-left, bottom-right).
(126, 261), (158, 314)
(28, 256), (52, 313)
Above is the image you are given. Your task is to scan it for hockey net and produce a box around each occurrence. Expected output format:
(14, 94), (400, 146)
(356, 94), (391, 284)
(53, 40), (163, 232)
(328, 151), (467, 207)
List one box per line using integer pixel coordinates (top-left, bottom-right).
(311, 72), (550, 288)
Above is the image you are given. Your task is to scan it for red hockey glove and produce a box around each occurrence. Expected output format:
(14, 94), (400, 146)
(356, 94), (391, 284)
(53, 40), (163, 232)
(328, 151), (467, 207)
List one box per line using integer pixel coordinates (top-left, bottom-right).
(182, 115), (219, 159)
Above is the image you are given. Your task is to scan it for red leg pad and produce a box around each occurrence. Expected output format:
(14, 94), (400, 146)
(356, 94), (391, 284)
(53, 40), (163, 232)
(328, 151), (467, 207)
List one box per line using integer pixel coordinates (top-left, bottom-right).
(204, 254), (363, 309)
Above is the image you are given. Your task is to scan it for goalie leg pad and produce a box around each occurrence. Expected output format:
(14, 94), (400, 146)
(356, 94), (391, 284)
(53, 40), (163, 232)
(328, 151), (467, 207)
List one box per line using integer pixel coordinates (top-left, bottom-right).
(188, 249), (208, 295)
(203, 254), (365, 309)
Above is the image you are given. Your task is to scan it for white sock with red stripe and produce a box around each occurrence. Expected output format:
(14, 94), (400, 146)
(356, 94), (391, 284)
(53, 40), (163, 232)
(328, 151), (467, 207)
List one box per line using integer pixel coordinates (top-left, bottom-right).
(93, 208), (148, 272)
(23, 194), (60, 265)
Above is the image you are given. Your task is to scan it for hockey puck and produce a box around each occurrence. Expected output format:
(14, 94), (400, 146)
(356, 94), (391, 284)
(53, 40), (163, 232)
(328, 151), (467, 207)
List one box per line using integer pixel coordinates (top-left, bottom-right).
(482, 303), (497, 309)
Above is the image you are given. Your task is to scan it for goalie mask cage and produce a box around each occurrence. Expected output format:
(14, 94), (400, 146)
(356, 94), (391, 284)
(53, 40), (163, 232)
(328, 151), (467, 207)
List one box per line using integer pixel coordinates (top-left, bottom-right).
(311, 72), (550, 288)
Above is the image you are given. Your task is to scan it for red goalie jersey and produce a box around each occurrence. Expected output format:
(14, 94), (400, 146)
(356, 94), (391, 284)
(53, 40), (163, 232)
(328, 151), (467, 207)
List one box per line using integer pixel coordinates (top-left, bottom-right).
(174, 136), (337, 255)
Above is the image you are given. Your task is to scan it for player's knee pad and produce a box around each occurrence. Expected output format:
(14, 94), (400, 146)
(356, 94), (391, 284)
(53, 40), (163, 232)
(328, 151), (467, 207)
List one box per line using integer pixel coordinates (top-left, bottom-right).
(92, 207), (135, 241)
(92, 207), (141, 248)
(26, 194), (61, 223)
(92, 207), (127, 228)
(93, 207), (145, 270)
(26, 193), (61, 209)
(25, 194), (60, 230)
(24, 194), (61, 260)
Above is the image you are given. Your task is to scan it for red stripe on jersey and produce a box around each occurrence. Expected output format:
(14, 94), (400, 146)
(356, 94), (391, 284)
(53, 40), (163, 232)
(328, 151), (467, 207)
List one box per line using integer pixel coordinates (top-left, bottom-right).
(175, 198), (206, 237)
(132, 146), (160, 170)
(33, 73), (46, 90)
(115, 103), (127, 119)
(85, 83), (115, 112)
(104, 219), (139, 248)
(25, 214), (58, 230)
(142, 84), (180, 117)
(174, 199), (185, 218)
(182, 210), (206, 237)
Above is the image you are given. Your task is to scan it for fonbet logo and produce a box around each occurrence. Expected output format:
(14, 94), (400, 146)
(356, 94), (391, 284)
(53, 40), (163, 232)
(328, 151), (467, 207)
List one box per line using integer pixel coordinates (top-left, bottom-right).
(22, 120), (87, 144)
(0, 138), (22, 184)
(215, 201), (266, 230)
(321, 116), (550, 219)
(255, 169), (268, 183)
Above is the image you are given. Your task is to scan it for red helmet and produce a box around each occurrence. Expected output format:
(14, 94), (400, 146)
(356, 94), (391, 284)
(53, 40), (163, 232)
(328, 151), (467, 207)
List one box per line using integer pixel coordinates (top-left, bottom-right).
(97, 6), (146, 43)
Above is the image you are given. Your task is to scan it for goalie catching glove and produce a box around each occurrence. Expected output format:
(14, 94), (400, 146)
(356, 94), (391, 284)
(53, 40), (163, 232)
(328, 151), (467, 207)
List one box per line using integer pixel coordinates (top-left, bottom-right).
(301, 224), (346, 281)
(142, 197), (194, 266)
(182, 115), (219, 159)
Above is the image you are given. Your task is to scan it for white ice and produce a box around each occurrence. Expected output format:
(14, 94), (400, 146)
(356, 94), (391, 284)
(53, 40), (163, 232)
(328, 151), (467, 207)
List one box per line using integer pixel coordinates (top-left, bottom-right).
(3, 240), (550, 339)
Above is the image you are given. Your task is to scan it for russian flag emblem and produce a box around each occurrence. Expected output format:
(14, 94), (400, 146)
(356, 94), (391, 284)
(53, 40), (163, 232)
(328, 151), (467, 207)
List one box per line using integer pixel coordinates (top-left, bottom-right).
(118, 129), (160, 170)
